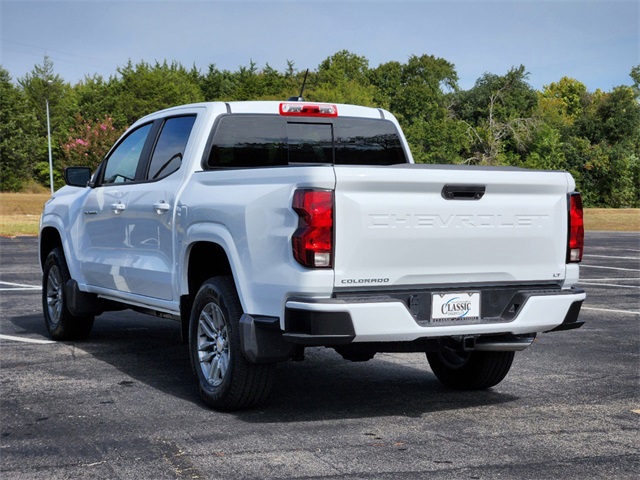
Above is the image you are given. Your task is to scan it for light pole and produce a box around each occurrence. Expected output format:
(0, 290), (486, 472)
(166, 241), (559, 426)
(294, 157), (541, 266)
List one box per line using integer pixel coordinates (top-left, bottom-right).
(45, 80), (54, 196)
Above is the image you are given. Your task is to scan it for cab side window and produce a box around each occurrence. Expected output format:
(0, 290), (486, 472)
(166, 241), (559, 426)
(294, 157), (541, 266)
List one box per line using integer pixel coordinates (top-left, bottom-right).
(146, 116), (196, 180)
(102, 123), (152, 184)
(206, 115), (287, 168)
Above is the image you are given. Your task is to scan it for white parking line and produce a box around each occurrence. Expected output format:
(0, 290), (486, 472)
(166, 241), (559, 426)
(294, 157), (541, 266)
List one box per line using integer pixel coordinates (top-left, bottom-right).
(0, 334), (55, 345)
(583, 278), (640, 281)
(581, 265), (640, 272)
(579, 282), (640, 289)
(585, 255), (640, 261)
(0, 281), (41, 291)
(0, 287), (42, 291)
(582, 307), (639, 316)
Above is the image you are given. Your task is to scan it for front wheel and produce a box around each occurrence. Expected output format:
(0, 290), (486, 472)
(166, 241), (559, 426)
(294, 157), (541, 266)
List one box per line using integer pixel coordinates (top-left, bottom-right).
(42, 248), (94, 340)
(426, 350), (515, 390)
(188, 276), (275, 410)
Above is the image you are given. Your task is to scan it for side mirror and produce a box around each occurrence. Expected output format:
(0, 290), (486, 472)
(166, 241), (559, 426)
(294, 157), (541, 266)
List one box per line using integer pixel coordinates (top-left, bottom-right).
(64, 167), (92, 187)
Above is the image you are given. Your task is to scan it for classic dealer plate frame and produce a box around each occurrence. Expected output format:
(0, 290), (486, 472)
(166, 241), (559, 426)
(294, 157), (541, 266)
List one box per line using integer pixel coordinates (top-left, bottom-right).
(431, 292), (481, 324)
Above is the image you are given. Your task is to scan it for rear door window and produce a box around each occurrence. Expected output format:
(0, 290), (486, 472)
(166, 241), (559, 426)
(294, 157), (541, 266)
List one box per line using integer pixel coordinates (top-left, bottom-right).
(207, 115), (287, 168)
(146, 116), (196, 180)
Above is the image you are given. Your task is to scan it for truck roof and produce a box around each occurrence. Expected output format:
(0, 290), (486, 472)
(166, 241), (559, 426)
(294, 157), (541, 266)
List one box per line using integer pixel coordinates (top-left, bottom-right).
(142, 101), (391, 121)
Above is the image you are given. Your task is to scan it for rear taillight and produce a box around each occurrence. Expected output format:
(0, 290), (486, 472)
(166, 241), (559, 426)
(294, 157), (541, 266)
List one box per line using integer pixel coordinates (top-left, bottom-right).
(292, 189), (334, 268)
(568, 192), (584, 263)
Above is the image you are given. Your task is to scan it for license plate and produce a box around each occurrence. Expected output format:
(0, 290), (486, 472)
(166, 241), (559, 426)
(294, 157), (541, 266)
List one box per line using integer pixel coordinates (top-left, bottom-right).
(431, 292), (481, 324)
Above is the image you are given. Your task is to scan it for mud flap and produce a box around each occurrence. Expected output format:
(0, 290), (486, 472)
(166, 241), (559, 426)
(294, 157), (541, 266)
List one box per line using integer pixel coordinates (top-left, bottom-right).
(239, 314), (294, 363)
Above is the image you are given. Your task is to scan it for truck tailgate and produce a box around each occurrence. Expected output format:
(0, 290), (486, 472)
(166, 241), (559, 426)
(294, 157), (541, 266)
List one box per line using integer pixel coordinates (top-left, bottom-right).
(333, 164), (572, 288)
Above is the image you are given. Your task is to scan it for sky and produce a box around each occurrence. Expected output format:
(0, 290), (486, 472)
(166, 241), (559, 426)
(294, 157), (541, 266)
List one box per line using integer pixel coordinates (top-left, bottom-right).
(1, 0), (638, 92)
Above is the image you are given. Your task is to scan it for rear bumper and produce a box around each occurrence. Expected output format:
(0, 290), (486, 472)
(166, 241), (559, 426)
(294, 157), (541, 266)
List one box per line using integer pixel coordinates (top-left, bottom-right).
(284, 287), (585, 344)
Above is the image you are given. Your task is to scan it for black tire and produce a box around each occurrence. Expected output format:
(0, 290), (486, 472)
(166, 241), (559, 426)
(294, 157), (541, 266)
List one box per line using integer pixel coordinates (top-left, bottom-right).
(188, 276), (275, 410)
(426, 350), (515, 390)
(42, 248), (94, 340)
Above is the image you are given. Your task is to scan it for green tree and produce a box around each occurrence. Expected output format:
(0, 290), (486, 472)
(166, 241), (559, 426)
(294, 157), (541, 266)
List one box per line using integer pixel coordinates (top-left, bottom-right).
(0, 67), (40, 191)
(539, 77), (588, 123)
(630, 64), (640, 99)
(257, 63), (297, 99)
(74, 74), (125, 128)
(113, 60), (204, 124)
(317, 50), (370, 85)
(200, 60), (300, 101)
(524, 123), (567, 171)
(562, 83), (640, 207)
(369, 55), (465, 164)
(309, 50), (376, 105)
(369, 61), (403, 110)
(17, 56), (77, 189)
(455, 65), (537, 124)
(590, 86), (640, 144)
(393, 54), (458, 119)
(19, 56), (77, 136)
(455, 66), (538, 165)
(200, 64), (237, 100)
(234, 60), (261, 99)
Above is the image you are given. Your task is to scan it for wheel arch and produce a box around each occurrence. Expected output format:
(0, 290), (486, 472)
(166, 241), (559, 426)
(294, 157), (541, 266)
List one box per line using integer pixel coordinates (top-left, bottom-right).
(39, 226), (63, 270)
(179, 237), (245, 342)
(184, 241), (233, 298)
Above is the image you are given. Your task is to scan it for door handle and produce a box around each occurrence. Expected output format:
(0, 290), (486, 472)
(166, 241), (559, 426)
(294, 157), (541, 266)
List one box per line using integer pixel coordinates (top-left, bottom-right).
(441, 184), (486, 200)
(111, 202), (126, 214)
(153, 202), (171, 214)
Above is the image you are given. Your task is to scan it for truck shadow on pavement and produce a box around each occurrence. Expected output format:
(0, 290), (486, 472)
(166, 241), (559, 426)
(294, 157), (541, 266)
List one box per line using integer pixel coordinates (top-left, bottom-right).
(9, 311), (519, 421)
(245, 348), (519, 422)
(7, 311), (198, 404)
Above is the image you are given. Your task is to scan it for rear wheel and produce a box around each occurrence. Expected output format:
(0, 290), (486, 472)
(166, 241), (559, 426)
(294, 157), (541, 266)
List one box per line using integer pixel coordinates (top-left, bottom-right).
(42, 248), (94, 340)
(426, 350), (514, 390)
(188, 276), (275, 410)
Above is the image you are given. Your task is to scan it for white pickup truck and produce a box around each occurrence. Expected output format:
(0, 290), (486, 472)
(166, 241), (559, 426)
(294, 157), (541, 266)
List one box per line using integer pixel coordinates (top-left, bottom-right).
(40, 101), (586, 410)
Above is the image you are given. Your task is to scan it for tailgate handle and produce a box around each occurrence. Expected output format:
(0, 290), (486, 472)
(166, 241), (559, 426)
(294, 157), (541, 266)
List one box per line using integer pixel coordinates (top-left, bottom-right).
(442, 184), (486, 200)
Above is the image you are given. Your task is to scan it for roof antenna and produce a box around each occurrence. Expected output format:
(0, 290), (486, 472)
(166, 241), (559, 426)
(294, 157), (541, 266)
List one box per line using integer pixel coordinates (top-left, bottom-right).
(287, 69), (308, 101)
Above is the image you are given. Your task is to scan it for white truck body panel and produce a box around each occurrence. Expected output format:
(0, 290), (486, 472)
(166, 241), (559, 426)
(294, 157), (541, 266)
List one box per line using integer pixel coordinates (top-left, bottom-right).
(178, 166), (337, 317)
(333, 164), (574, 289)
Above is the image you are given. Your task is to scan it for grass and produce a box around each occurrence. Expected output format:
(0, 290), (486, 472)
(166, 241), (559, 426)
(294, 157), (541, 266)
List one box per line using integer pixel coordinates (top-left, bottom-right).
(0, 193), (50, 236)
(0, 193), (638, 237)
(584, 208), (640, 232)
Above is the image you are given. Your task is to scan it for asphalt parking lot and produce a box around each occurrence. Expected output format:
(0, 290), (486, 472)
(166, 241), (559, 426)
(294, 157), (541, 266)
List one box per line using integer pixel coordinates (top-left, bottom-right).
(1, 232), (638, 479)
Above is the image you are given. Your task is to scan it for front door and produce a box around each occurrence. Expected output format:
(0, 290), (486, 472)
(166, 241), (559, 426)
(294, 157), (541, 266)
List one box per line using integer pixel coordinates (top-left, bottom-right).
(77, 122), (153, 293)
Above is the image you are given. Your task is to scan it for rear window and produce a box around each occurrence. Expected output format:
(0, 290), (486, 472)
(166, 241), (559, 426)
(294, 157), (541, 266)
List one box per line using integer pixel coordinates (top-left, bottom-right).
(205, 115), (407, 168)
